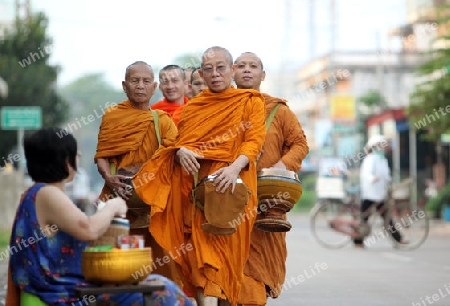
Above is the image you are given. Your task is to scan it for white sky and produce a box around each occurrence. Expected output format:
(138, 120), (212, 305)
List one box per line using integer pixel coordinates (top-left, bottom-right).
(21, 0), (407, 89)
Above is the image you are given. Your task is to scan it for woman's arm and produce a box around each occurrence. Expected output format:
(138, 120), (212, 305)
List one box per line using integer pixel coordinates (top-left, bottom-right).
(36, 185), (127, 241)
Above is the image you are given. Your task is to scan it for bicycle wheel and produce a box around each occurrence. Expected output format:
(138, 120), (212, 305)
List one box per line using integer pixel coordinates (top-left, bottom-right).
(384, 205), (430, 251)
(310, 200), (355, 249)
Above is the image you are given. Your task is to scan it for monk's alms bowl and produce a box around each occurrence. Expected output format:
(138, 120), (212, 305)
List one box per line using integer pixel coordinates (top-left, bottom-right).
(117, 168), (148, 209)
(257, 168), (303, 204)
(81, 247), (152, 284)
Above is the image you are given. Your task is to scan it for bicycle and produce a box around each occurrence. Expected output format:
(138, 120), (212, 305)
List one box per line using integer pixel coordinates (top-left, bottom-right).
(310, 178), (430, 251)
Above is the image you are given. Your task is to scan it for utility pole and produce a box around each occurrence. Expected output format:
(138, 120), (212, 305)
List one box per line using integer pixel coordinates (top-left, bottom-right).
(279, 0), (292, 99)
(309, 0), (315, 60)
(15, 0), (31, 21)
(0, 77), (8, 99)
(330, 0), (338, 157)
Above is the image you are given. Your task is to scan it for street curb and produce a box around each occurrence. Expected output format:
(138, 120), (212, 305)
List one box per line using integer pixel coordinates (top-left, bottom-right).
(428, 222), (450, 236)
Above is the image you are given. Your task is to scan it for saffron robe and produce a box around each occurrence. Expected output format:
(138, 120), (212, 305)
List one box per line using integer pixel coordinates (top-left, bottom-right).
(133, 87), (266, 305)
(172, 104), (185, 127)
(94, 99), (179, 280)
(151, 96), (189, 117)
(239, 93), (309, 305)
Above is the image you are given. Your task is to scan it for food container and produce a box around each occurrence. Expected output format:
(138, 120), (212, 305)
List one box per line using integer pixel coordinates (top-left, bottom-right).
(90, 218), (130, 248)
(256, 168), (303, 204)
(81, 247), (152, 284)
(118, 235), (130, 249)
(130, 235), (145, 249)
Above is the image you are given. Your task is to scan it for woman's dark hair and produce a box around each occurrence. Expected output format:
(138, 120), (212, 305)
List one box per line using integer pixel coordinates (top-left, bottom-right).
(24, 128), (78, 183)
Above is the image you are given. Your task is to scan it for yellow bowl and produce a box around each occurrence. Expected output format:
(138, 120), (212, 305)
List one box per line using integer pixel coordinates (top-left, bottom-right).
(257, 169), (303, 204)
(82, 248), (152, 284)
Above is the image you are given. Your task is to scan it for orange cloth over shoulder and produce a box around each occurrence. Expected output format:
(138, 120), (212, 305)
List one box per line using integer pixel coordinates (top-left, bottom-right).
(94, 100), (177, 201)
(238, 93), (309, 305)
(151, 96), (189, 117)
(172, 104), (185, 126)
(133, 87), (266, 305)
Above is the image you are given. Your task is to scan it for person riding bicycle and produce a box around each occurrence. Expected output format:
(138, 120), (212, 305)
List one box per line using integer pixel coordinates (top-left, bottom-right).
(354, 134), (406, 248)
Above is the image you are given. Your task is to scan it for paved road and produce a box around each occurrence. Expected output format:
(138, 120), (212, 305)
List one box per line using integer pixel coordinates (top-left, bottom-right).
(268, 213), (450, 306)
(0, 213), (448, 306)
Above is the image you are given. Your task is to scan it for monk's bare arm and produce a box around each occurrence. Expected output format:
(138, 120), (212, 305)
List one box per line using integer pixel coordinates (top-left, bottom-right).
(280, 107), (309, 172)
(97, 158), (130, 195)
(231, 154), (249, 170)
(97, 158), (111, 179)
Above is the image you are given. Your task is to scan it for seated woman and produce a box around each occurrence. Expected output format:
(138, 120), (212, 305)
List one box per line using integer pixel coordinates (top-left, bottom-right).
(6, 128), (194, 306)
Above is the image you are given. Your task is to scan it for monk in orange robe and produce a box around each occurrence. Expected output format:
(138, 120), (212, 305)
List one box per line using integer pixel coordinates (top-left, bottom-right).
(150, 64), (189, 116)
(234, 52), (309, 305)
(133, 46), (266, 306)
(94, 61), (179, 281)
(172, 68), (208, 126)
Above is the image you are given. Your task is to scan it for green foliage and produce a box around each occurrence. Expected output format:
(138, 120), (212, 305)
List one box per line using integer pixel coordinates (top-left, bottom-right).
(0, 12), (69, 159)
(0, 229), (11, 250)
(293, 173), (317, 212)
(407, 6), (450, 141)
(358, 90), (387, 109)
(172, 52), (202, 69)
(426, 182), (450, 216)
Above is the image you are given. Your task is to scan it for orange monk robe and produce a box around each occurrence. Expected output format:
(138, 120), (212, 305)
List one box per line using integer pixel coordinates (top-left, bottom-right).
(172, 104), (185, 127)
(95, 100), (178, 198)
(150, 96), (189, 117)
(94, 99), (179, 280)
(239, 93), (309, 305)
(133, 87), (266, 305)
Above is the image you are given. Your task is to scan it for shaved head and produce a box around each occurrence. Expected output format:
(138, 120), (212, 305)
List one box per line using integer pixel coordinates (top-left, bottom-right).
(233, 52), (266, 91)
(234, 52), (264, 70)
(125, 61), (153, 80)
(159, 64), (186, 81)
(201, 46), (233, 67)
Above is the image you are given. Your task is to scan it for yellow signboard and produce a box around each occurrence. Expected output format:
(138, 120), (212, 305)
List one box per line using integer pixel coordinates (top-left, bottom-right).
(330, 95), (355, 121)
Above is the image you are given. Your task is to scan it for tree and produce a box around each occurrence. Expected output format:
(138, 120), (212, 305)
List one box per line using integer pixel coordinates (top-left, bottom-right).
(407, 5), (450, 141)
(358, 89), (387, 111)
(172, 52), (202, 69)
(357, 89), (388, 148)
(0, 12), (69, 160)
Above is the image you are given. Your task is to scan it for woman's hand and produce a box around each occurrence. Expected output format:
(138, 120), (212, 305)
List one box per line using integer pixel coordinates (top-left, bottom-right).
(176, 147), (204, 175)
(106, 197), (127, 218)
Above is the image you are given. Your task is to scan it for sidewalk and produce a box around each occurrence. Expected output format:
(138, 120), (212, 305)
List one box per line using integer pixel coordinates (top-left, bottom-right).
(428, 218), (450, 236)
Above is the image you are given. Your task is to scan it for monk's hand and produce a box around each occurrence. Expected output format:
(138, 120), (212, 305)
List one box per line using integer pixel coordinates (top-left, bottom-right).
(105, 174), (132, 200)
(271, 160), (287, 170)
(211, 165), (240, 194)
(176, 147), (203, 175)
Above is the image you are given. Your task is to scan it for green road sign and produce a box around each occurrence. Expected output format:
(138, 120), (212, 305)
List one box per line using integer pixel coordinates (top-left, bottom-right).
(1, 106), (42, 130)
